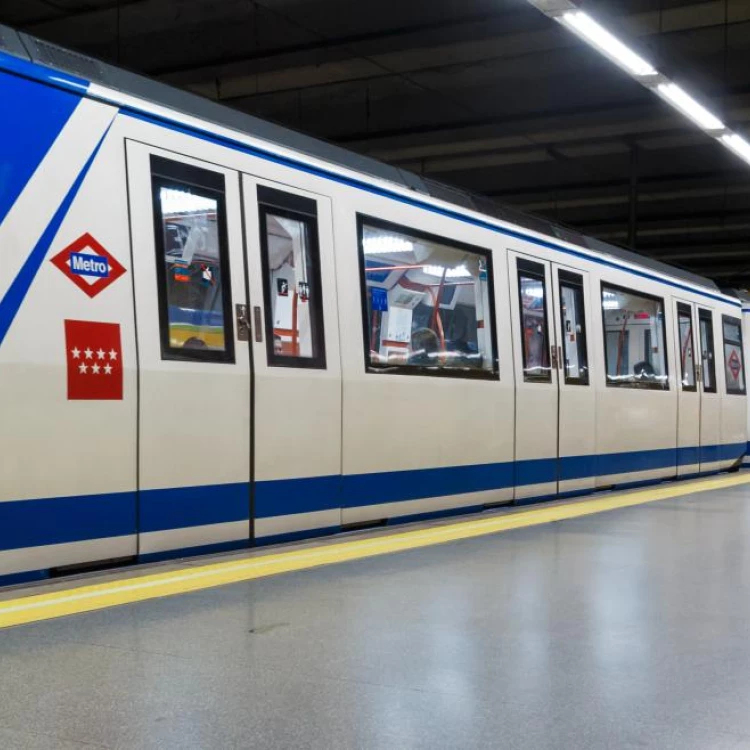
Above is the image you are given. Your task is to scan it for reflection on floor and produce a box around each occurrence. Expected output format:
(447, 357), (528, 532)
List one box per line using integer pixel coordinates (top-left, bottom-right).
(1, 480), (750, 748)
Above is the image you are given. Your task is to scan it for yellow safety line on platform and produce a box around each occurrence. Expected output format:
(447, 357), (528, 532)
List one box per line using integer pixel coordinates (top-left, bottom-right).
(1, 471), (749, 629)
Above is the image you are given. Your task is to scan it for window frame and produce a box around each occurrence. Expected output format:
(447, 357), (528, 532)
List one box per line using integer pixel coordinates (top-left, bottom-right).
(676, 302), (697, 393)
(557, 269), (589, 386)
(517, 258), (552, 383)
(600, 281), (669, 391)
(698, 308), (717, 394)
(150, 155), (235, 364)
(257, 185), (327, 370)
(355, 213), (499, 380)
(721, 313), (746, 396)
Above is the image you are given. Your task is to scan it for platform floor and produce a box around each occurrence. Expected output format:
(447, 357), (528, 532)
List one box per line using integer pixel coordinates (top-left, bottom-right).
(2, 479), (750, 748)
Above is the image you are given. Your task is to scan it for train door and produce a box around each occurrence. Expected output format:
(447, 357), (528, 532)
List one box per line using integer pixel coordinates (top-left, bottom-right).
(551, 266), (595, 494)
(674, 301), (700, 475)
(509, 252), (559, 499)
(126, 142), (252, 556)
(240, 176), (342, 540)
(698, 307), (721, 469)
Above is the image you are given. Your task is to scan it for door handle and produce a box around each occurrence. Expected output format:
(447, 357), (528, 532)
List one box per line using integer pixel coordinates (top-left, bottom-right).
(550, 346), (558, 370)
(235, 304), (250, 342)
(253, 306), (263, 343)
(557, 345), (563, 371)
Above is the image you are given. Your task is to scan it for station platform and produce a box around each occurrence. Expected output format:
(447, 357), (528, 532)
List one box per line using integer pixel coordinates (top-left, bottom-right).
(1, 473), (750, 749)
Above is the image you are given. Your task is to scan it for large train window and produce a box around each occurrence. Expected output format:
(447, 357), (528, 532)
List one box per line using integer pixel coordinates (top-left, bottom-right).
(357, 215), (497, 378)
(257, 186), (326, 369)
(677, 303), (696, 391)
(601, 283), (668, 389)
(698, 309), (716, 393)
(150, 156), (234, 363)
(517, 260), (551, 382)
(558, 270), (588, 385)
(722, 315), (746, 395)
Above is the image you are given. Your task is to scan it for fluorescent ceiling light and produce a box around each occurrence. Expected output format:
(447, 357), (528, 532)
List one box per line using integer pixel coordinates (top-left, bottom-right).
(720, 134), (750, 165)
(560, 11), (656, 77)
(363, 235), (414, 254)
(656, 83), (725, 132)
(159, 188), (216, 215)
(423, 264), (472, 278)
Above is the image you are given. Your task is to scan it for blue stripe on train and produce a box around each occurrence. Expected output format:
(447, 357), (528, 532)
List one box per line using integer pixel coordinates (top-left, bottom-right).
(0, 118), (112, 347)
(0, 442), (745, 555)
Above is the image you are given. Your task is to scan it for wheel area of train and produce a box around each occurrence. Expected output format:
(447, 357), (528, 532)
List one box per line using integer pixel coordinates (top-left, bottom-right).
(0, 475), (749, 749)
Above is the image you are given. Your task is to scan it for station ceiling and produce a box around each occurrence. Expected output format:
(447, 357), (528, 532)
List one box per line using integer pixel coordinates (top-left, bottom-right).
(2, 0), (750, 289)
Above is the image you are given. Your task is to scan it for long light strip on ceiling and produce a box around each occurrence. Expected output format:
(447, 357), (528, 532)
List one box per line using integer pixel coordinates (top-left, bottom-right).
(525, 0), (747, 168)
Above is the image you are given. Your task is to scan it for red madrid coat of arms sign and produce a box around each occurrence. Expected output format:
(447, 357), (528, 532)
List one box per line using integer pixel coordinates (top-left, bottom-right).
(64, 320), (123, 400)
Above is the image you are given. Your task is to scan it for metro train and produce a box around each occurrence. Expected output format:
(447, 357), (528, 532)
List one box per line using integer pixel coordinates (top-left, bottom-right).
(0, 24), (748, 584)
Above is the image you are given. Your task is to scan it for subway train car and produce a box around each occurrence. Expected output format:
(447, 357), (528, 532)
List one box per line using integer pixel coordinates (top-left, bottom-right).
(0, 25), (747, 584)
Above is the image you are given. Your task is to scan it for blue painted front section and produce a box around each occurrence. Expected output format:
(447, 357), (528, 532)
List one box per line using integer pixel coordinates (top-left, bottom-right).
(0, 68), (80, 226)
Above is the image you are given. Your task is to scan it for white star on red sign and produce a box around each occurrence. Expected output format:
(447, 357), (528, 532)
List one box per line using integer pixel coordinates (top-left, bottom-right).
(91, 364), (100, 375)
(97, 349), (106, 360)
(79, 363), (88, 374)
(84, 348), (93, 359)
(104, 363), (112, 375)
(71, 347), (80, 359)
(109, 349), (118, 360)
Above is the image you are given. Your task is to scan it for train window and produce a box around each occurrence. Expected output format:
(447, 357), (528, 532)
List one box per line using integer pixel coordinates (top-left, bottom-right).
(601, 283), (668, 389)
(258, 186), (326, 369)
(677, 303), (696, 391)
(698, 309), (716, 393)
(357, 215), (497, 378)
(517, 260), (551, 382)
(150, 156), (234, 363)
(722, 315), (745, 395)
(558, 270), (588, 385)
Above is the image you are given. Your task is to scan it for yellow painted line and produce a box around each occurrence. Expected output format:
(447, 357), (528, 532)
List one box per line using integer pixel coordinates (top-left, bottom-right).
(1, 471), (749, 629)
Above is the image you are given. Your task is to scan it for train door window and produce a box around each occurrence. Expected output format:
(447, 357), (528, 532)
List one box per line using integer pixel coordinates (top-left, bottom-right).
(722, 315), (746, 395)
(601, 283), (668, 389)
(698, 309), (716, 393)
(258, 186), (326, 369)
(357, 215), (498, 378)
(517, 259), (551, 382)
(557, 271), (588, 385)
(677, 303), (696, 391)
(150, 156), (234, 363)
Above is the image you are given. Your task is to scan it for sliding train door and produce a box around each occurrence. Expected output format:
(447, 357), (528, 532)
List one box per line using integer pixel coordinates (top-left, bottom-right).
(509, 252), (595, 500)
(126, 142), (252, 556)
(698, 307), (721, 470)
(240, 175), (342, 540)
(674, 301), (700, 475)
(509, 253), (558, 500)
(551, 265), (595, 494)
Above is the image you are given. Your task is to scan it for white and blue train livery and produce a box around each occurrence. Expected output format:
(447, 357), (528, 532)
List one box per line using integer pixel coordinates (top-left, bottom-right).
(0, 24), (747, 584)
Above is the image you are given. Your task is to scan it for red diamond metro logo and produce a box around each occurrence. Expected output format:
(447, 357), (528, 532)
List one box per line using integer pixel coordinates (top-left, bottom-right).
(50, 233), (126, 298)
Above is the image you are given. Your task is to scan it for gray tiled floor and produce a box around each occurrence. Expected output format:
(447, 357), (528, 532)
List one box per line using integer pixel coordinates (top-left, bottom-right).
(2, 485), (750, 748)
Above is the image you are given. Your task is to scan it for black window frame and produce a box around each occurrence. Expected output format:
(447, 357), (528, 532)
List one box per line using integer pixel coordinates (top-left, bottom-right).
(721, 313), (746, 396)
(355, 213), (499, 380)
(150, 155), (235, 364)
(257, 185), (327, 370)
(600, 281), (669, 391)
(557, 269), (589, 386)
(517, 258), (552, 383)
(698, 308), (717, 394)
(676, 302), (697, 393)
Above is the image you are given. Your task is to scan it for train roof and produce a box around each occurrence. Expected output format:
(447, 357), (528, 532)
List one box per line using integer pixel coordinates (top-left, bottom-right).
(0, 23), (726, 297)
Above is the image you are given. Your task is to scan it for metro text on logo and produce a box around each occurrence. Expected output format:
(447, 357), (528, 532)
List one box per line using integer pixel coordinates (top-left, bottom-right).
(51, 233), (126, 298)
